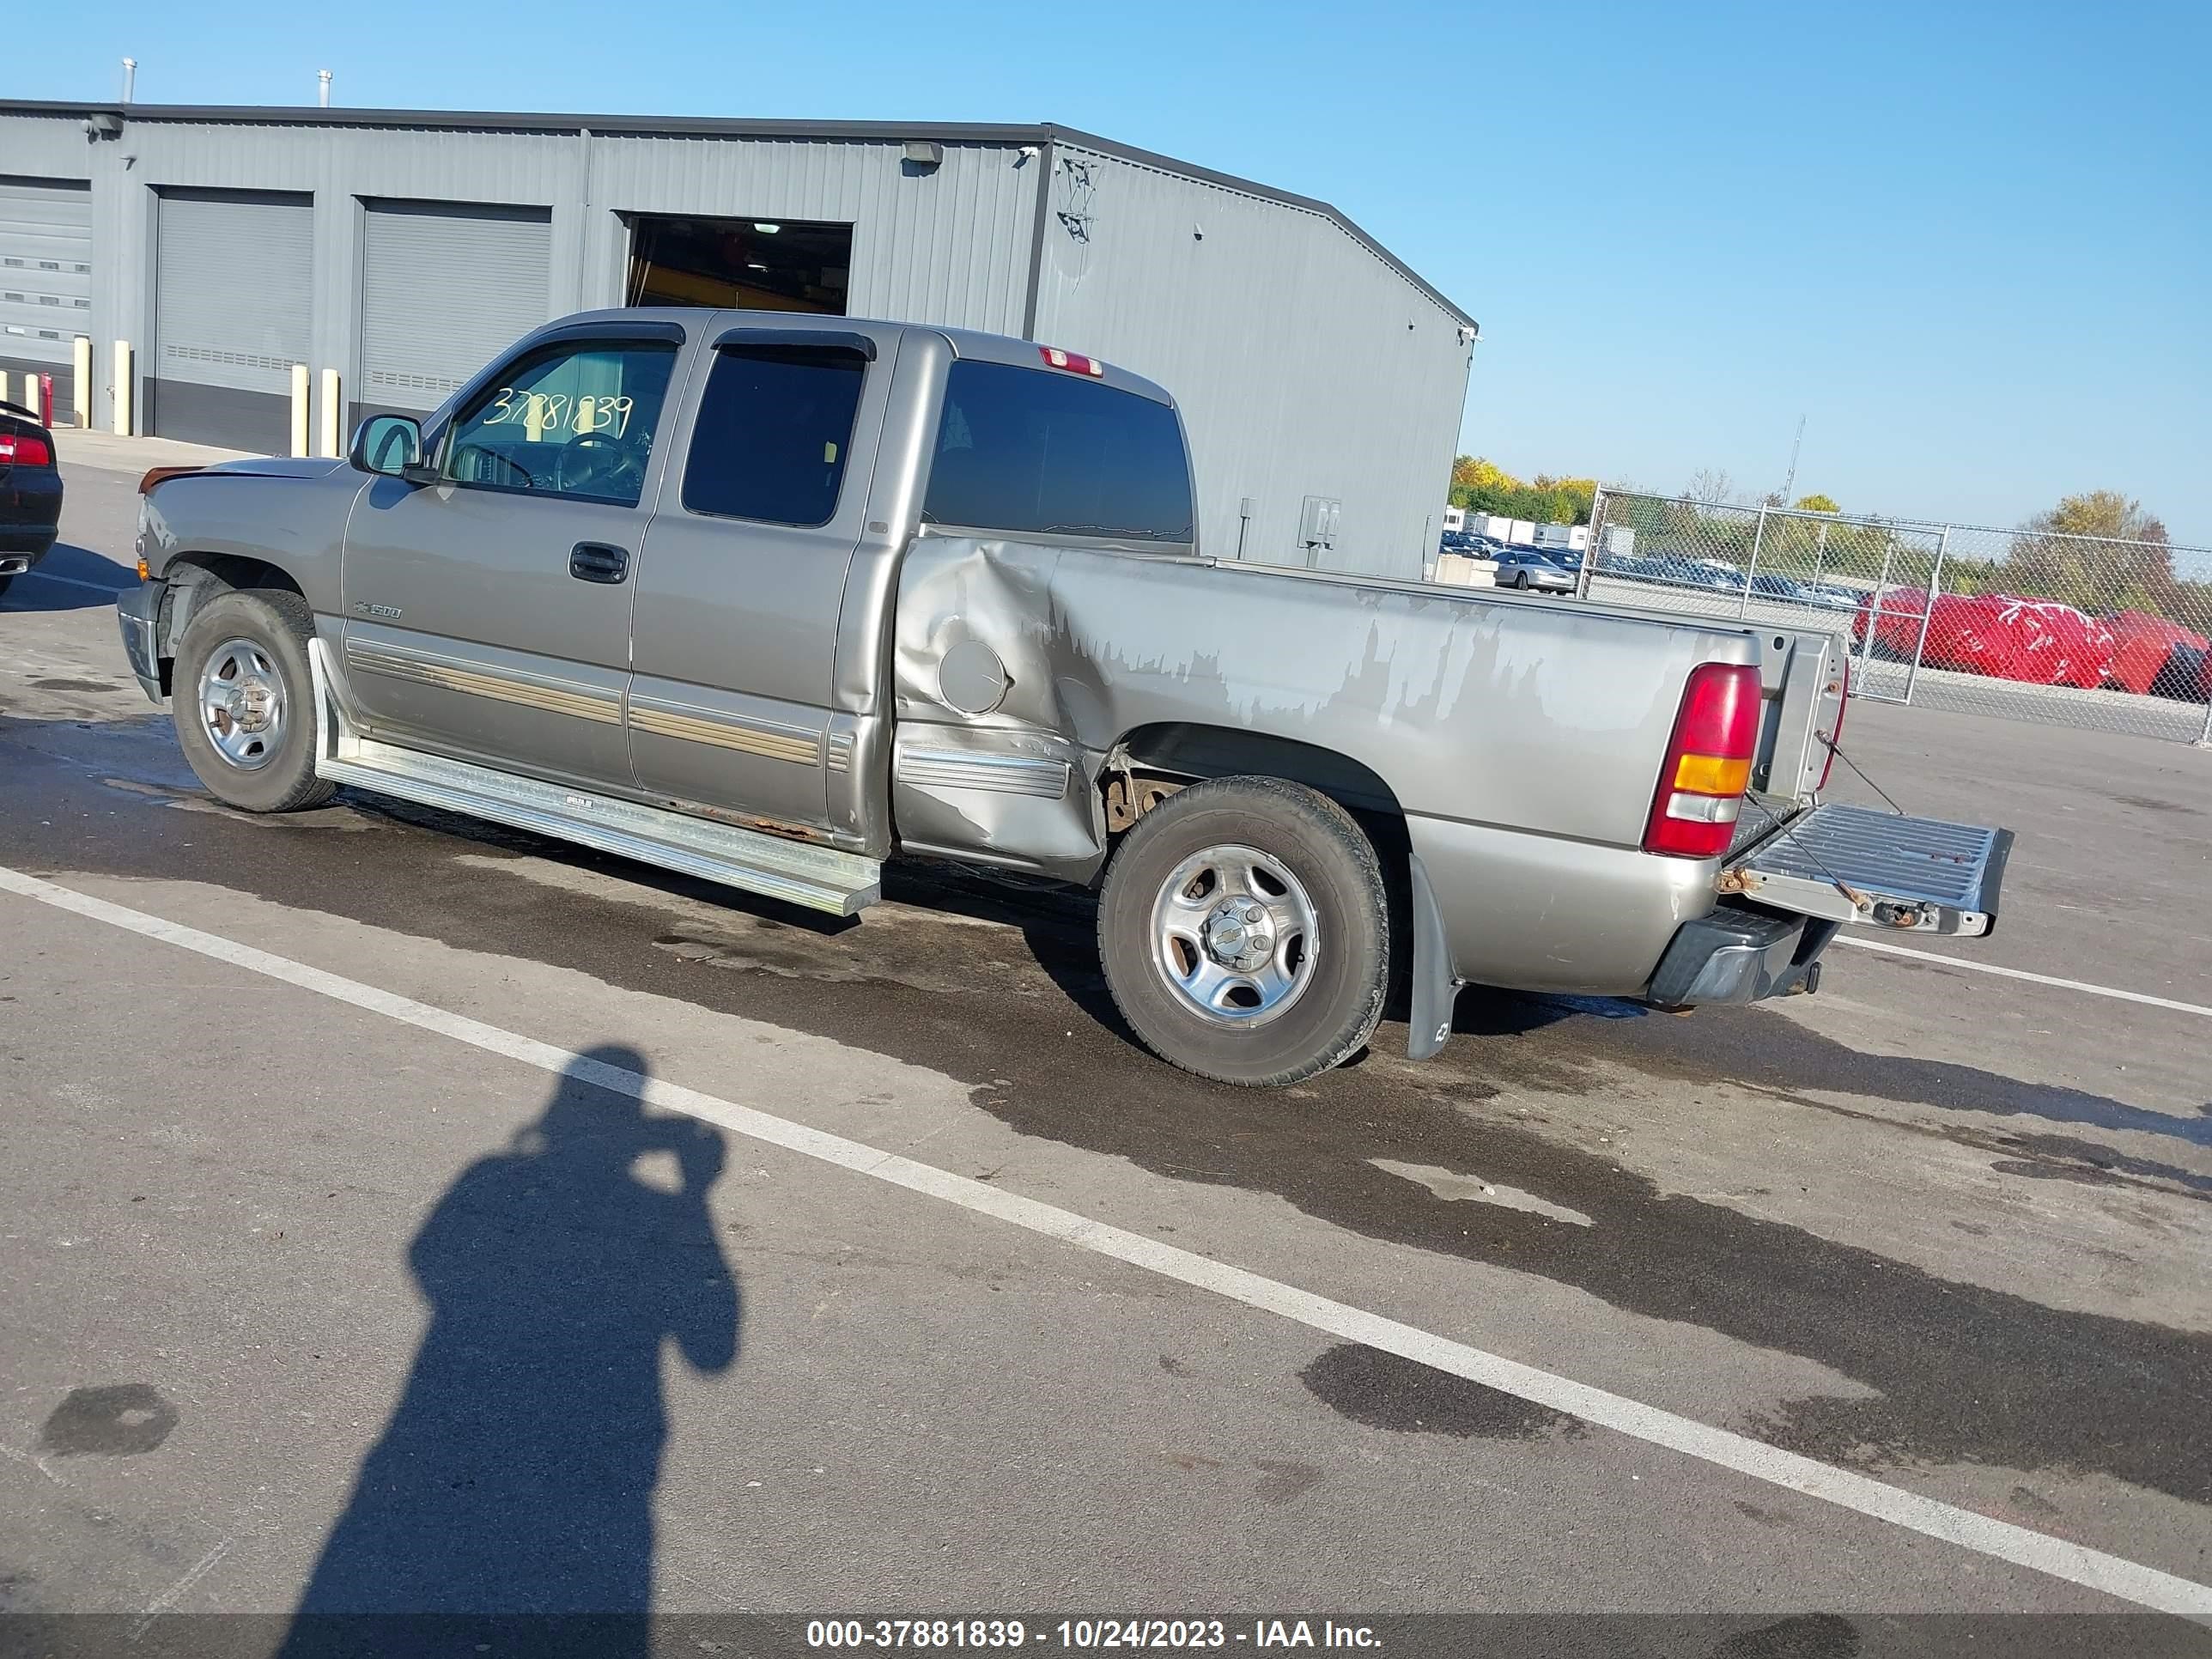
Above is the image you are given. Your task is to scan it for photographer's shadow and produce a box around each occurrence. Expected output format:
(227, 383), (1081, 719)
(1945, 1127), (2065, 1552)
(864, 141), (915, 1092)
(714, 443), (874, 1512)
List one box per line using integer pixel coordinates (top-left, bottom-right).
(283, 1047), (738, 1650)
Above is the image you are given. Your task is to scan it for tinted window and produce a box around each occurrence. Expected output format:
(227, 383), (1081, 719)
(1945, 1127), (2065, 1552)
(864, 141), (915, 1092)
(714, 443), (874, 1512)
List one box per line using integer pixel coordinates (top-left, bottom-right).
(682, 345), (867, 526)
(923, 360), (1193, 544)
(443, 340), (678, 507)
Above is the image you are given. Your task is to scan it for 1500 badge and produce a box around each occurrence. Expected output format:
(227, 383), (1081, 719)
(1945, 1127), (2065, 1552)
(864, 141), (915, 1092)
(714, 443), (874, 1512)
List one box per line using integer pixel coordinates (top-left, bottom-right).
(352, 602), (403, 618)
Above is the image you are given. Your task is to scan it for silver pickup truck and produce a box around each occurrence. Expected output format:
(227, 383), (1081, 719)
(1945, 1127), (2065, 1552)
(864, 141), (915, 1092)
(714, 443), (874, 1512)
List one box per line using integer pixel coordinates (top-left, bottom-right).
(116, 308), (2011, 1085)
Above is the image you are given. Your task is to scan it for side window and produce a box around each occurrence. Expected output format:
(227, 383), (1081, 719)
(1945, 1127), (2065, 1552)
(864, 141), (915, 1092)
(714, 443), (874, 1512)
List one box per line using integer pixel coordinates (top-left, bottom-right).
(681, 343), (868, 526)
(921, 359), (1194, 544)
(443, 339), (679, 508)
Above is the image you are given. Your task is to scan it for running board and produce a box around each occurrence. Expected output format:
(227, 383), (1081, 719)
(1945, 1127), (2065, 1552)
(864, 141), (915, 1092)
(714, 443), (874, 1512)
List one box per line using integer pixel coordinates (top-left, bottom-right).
(307, 640), (880, 917)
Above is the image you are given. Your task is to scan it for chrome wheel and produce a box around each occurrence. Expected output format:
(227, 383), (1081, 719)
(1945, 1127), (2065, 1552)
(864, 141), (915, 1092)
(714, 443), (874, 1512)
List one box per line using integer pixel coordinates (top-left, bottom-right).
(1149, 842), (1319, 1027)
(196, 637), (286, 770)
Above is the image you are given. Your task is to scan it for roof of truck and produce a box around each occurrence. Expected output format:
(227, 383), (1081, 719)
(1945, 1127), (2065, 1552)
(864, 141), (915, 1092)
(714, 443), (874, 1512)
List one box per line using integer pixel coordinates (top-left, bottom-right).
(549, 308), (1182, 406)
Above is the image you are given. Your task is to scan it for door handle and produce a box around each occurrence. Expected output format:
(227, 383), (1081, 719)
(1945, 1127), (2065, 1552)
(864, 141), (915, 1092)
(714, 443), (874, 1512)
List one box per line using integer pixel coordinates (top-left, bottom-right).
(569, 542), (629, 584)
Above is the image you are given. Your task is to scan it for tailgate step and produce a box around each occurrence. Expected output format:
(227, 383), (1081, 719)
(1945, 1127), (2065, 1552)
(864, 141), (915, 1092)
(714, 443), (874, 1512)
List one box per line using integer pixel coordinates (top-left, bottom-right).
(1726, 802), (2010, 937)
(307, 641), (879, 917)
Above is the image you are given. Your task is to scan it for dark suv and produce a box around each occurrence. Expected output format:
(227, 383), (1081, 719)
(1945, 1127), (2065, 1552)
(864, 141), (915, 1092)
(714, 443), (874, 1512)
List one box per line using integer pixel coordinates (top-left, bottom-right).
(0, 399), (61, 597)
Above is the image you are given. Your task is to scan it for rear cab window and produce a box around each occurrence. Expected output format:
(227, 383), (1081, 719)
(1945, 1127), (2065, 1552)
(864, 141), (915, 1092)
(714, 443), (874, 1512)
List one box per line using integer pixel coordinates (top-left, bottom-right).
(682, 341), (870, 526)
(922, 359), (1193, 546)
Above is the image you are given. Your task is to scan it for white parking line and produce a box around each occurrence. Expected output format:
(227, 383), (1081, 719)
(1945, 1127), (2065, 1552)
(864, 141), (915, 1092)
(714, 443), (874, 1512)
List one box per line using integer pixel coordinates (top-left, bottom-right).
(6, 568), (127, 595)
(4, 861), (2208, 1619)
(1838, 934), (2212, 1019)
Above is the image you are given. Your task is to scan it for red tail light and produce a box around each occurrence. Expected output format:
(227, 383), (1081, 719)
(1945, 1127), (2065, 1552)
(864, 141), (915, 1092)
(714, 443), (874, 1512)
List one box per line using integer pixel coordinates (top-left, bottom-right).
(1818, 654), (1850, 793)
(1644, 662), (1760, 859)
(1038, 344), (1107, 377)
(0, 431), (52, 468)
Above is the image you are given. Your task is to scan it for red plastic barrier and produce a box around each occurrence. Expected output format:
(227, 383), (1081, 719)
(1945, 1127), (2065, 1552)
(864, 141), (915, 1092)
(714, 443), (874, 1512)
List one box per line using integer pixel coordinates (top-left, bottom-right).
(2106, 611), (2211, 696)
(1852, 588), (2114, 689)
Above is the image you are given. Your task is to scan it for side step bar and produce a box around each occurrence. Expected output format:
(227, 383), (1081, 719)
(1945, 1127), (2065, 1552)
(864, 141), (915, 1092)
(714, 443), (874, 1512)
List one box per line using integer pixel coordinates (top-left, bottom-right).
(307, 641), (880, 917)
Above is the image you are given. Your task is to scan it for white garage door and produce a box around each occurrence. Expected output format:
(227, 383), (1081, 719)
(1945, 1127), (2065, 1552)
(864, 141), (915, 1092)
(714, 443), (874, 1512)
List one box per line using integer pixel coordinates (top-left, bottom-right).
(155, 188), (313, 398)
(360, 200), (553, 414)
(0, 176), (93, 368)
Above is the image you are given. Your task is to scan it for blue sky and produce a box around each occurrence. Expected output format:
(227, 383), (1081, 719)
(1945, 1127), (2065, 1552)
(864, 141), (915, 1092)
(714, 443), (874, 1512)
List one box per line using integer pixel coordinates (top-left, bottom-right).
(12, 1), (2210, 544)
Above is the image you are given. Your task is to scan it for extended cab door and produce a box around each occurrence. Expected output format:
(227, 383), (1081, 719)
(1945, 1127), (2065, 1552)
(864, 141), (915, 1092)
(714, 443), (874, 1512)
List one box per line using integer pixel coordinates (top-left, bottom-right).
(338, 323), (690, 788)
(626, 325), (895, 831)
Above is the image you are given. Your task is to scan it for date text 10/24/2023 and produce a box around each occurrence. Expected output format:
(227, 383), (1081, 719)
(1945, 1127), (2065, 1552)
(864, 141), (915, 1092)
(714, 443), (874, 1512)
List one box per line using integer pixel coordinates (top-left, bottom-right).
(805, 1620), (1382, 1650)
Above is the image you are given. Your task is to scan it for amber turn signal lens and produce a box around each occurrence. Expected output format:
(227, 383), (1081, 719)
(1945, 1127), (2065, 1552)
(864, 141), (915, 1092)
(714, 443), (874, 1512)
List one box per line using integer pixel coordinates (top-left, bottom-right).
(1672, 753), (1751, 795)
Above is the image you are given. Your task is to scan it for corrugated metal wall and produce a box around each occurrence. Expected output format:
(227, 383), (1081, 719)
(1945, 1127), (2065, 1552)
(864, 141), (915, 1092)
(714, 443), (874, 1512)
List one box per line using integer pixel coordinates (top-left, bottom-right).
(585, 137), (1033, 334)
(1033, 145), (1470, 580)
(0, 110), (1469, 575)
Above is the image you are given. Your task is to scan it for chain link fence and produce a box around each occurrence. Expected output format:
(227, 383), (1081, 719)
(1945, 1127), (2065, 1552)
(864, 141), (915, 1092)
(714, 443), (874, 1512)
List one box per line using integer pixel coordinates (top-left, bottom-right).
(1578, 490), (2212, 744)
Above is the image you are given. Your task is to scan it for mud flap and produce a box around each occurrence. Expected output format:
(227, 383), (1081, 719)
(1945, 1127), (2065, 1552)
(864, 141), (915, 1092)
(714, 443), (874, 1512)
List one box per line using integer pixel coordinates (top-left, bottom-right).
(1407, 851), (1463, 1060)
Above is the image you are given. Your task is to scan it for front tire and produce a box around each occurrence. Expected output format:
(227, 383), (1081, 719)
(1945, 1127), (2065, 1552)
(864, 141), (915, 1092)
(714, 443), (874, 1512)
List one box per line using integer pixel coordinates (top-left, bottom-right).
(1097, 777), (1389, 1086)
(172, 588), (337, 813)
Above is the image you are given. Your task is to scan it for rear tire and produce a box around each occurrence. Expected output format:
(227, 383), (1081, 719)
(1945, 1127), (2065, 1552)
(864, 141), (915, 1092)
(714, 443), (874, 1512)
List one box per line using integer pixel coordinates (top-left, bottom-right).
(1097, 777), (1389, 1086)
(172, 588), (337, 813)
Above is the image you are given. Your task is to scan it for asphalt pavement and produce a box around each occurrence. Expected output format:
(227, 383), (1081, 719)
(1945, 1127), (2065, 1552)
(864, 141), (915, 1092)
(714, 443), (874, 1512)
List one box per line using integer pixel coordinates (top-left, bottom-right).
(3, 447), (2209, 1656)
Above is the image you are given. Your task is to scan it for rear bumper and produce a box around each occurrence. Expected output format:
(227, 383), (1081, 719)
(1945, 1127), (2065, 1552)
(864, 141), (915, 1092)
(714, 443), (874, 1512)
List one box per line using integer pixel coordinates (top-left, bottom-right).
(0, 526), (57, 559)
(1647, 902), (1838, 1006)
(1, 470), (62, 554)
(117, 580), (167, 702)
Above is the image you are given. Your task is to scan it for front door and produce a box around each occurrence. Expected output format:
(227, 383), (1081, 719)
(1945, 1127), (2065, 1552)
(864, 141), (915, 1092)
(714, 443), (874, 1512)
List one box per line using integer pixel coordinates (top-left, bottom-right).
(339, 330), (688, 788)
(627, 326), (891, 830)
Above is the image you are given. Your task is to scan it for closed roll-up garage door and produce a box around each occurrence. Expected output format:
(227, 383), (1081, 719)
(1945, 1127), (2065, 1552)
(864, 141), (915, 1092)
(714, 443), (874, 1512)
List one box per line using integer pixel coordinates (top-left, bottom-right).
(154, 188), (313, 451)
(360, 201), (552, 421)
(0, 176), (93, 410)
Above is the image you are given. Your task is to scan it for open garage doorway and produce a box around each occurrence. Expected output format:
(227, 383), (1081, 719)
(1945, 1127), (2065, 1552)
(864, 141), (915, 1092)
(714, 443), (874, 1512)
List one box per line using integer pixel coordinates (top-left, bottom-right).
(624, 215), (851, 313)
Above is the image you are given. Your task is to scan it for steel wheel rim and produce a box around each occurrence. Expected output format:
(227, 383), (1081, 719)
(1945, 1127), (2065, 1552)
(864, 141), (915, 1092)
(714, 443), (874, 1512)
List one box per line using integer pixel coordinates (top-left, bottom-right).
(1149, 842), (1319, 1028)
(197, 637), (286, 770)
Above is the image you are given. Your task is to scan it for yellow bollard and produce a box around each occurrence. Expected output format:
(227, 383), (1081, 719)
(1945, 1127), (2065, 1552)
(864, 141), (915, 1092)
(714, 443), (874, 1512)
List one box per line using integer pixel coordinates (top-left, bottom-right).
(72, 337), (92, 427)
(318, 368), (342, 459)
(289, 363), (311, 458)
(112, 342), (133, 435)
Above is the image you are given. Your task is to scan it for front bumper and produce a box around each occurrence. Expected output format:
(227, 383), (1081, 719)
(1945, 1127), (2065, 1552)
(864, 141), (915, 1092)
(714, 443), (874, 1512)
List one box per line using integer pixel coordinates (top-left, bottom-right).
(1647, 902), (1838, 1006)
(117, 580), (167, 702)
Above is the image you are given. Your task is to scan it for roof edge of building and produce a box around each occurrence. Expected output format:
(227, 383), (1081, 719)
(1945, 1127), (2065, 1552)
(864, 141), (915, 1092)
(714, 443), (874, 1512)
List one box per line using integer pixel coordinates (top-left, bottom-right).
(0, 98), (1474, 331)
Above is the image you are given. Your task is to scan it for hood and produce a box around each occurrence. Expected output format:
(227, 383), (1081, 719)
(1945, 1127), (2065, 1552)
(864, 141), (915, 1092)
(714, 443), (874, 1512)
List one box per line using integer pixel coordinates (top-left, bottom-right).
(201, 456), (350, 480)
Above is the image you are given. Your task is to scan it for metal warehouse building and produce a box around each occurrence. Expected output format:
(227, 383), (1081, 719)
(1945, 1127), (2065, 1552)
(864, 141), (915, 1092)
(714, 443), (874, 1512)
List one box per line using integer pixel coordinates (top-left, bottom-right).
(0, 100), (1474, 576)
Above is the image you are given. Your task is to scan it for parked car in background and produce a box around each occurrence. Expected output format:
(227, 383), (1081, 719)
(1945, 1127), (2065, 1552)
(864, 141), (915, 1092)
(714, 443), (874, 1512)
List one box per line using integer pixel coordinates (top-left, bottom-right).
(1494, 545), (1577, 594)
(1683, 558), (1747, 592)
(1604, 554), (1742, 595)
(1747, 573), (1864, 613)
(1802, 580), (1864, 612)
(1437, 529), (1507, 559)
(0, 398), (61, 598)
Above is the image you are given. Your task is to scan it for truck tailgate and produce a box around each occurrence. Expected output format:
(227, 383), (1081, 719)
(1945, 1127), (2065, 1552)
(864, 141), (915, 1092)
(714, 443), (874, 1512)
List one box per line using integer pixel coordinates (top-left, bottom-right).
(1725, 802), (2012, 938)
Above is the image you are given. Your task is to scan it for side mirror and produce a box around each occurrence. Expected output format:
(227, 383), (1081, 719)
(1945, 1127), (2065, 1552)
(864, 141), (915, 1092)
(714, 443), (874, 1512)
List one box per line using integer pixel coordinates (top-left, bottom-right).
(349, 414), (435, 484)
